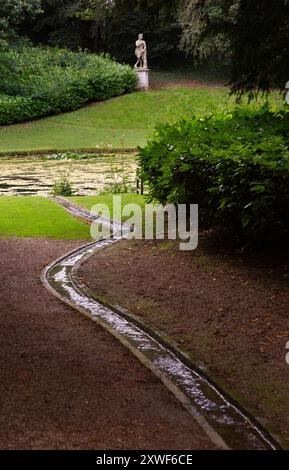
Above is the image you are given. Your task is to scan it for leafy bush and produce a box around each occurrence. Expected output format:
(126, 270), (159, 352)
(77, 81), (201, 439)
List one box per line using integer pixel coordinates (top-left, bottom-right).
(52, 177), (74, 197)
(100, 154), (135, 195)
(0, 47), (136, 125)
(139, 106), (289, 245)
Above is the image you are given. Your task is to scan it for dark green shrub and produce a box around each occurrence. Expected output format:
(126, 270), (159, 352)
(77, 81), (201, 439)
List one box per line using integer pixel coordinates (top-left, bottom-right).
(138, 106), (289, 245)
(0, 47), (136, 125)
(52, 177), (74, 197)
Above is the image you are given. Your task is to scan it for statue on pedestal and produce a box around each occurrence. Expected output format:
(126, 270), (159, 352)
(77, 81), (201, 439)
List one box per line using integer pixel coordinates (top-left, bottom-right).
(134, 34), (148, 69)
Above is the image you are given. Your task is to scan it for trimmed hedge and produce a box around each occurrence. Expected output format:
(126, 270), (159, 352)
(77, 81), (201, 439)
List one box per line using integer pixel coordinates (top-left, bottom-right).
(0, 47), (136, 125)
(139, 106), (289, 245)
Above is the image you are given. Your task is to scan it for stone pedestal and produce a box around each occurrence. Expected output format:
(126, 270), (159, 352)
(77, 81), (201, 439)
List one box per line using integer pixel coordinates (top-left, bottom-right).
(135, 68), (150, 90)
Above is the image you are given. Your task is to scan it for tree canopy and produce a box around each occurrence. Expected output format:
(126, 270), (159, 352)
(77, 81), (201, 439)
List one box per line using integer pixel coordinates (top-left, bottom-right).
(0, 0), (43, 48)
(178, 0), (239, 66)
(32, 0), (180, 65)
(1, 0), (289, 94)
(230, 0), (289, 95)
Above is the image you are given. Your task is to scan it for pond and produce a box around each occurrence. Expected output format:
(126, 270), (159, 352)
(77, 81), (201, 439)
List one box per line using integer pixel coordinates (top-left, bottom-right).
(0, 154), (137, 196)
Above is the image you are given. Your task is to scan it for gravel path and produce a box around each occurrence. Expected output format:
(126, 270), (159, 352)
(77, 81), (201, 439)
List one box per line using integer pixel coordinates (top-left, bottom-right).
(0, 238), (215, 450)
(79, 238), (289, 446)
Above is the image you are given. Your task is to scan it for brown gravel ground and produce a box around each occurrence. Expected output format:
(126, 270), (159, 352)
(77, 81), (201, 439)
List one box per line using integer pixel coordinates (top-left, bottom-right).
(79, 236), (289, 448)
(0, 238), (216, 450)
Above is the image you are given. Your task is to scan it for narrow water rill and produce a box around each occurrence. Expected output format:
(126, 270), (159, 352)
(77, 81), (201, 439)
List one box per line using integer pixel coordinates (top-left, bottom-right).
(42, 198), (281, 451)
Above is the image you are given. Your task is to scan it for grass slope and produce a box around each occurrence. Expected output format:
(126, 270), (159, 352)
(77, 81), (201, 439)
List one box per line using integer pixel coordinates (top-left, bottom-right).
(0, 197), (91, 239)
(0, 88), (229, 153)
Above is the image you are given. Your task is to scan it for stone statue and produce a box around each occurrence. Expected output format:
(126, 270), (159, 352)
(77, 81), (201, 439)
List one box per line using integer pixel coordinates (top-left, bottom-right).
(286, 81), (289, 105)
(134, 34), (148, 69)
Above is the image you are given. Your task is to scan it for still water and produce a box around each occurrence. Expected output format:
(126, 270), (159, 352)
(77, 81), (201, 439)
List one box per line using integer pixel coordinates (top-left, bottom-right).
(0, 154), (137, 196)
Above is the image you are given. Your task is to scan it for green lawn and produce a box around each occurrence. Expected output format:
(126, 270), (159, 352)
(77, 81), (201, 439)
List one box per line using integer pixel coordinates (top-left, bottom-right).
(0, 88), (230, 153)
(0, 195), (146, 239)
(0, 197), (91, 239)
(150, 68), (227, 83)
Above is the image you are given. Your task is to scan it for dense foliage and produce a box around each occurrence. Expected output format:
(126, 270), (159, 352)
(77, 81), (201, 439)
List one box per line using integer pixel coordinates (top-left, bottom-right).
(2, 1), (289, 93)
(0, 0), (42, 48)
(178, 0), (239, 67)
(230, 0), (289, 95)
(31, 0), (180, 65)
(0, 47), (136, 124)
(178, 0), (289, 92)
(139, 106), (289, 245)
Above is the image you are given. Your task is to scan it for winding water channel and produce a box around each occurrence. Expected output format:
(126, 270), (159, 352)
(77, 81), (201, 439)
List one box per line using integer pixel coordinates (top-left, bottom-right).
(42, 198), (281, 451)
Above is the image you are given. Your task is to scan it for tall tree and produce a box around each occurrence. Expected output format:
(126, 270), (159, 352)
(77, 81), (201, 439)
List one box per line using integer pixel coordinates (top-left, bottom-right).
(31, 0), (89, 49)
(230, 0), (289, 96)
(92, 0), (180, 64)
(0, 0), (43, 48)
(34, 0), (180, 64)
(178, 0), (239, 66)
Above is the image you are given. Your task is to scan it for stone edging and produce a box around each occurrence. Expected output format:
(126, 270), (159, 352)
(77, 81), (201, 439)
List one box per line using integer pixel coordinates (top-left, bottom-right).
(41, 198), (282, 451)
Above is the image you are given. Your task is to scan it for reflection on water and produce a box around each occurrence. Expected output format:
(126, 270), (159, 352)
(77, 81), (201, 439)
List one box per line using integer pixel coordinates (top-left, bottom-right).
(0, 155), (137, 196)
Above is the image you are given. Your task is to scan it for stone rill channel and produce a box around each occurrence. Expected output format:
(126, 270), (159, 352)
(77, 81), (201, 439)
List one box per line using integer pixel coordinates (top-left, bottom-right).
(42, 198), (281, 451)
